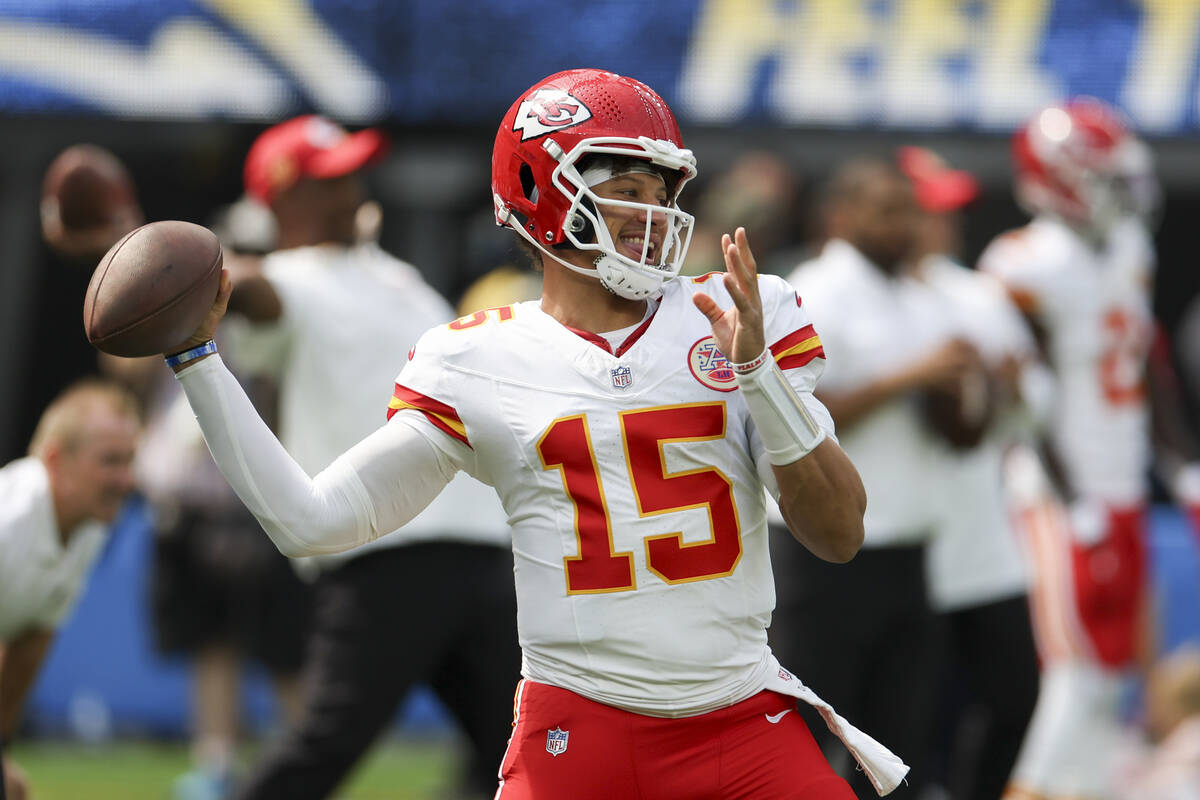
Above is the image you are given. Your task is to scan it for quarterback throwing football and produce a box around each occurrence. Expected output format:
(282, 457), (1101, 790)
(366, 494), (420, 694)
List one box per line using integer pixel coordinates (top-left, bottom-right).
(162, 69), (905, 798)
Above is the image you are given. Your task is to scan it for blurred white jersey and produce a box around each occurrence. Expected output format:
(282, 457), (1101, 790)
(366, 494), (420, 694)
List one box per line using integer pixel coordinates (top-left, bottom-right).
(919, 255), (1035, 611)
(389, 274), (836, 717)
(0, 457), (106, 640)
(979, 216), (1155, 505)
(230, 242), (509, 564)
(787, 240), (960, 546)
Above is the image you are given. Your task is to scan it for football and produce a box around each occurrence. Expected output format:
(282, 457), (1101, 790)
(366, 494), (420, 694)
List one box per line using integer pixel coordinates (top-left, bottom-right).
(83, 220), (223, 357)
(918, 367), (994, 450)
(41, 144), (143, 260)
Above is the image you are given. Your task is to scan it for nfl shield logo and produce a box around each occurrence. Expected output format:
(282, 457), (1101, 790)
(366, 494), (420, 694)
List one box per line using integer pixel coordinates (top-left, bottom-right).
(545, 726), (569, 757)
(611, 366), (632, 389)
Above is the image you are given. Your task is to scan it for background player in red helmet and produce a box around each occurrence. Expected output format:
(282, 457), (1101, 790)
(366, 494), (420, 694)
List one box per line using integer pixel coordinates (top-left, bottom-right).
(980, 97), (1189, 800)
(156, 68), (908, 798)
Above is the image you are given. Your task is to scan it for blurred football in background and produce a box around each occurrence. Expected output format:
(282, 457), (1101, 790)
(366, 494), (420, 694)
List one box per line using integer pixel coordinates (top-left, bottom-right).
(919, 367), (994, 450)
(83, 220), (223, 357)
(42, 144), (144, 261)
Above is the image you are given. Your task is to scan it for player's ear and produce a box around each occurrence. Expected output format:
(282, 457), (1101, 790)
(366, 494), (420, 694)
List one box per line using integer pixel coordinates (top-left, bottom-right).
(40, 440), (66, 477)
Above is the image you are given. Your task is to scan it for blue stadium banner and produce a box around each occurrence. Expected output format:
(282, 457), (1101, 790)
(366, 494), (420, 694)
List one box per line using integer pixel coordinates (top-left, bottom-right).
(0, 0), (1198, 133)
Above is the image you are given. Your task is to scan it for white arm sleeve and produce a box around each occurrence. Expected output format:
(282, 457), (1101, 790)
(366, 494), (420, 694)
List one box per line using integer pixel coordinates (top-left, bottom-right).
(175, 355), (458, 557)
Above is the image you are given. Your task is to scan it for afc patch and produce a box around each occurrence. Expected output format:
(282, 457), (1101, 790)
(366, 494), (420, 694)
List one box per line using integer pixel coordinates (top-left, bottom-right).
(687, 336), (737, 392)
(513, 89), (592, 141)
(545, 726), (570, 757)
(611, 365), (632, 389)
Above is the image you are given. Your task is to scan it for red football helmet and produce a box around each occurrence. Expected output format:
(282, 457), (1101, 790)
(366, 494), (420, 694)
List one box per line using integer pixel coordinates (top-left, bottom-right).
(492, 69), (698, 300)
(1013, 97), (1150, 229)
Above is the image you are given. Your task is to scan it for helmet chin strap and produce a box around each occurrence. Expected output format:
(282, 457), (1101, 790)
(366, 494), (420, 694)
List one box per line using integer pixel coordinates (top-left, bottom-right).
(499, 196), (661, 301)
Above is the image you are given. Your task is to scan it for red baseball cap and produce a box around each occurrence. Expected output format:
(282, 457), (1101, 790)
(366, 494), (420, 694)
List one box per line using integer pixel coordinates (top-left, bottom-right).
(897, 146), (979, 213)
(244, 115), (389, 205)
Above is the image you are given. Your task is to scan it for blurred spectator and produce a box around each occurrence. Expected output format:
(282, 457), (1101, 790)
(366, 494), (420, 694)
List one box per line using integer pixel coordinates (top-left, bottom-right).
(0, 380), (141, 800)
(901, 146), (1042, 800)
(773, 157), (974, 797)
(1116, 646), (1200, 799)
(455, 264), (542, 315)
(686, 150), (803, 276)
(227, 116), (518, 800)
(977, 98), (1184, 799)
(135, 198), (311, 800)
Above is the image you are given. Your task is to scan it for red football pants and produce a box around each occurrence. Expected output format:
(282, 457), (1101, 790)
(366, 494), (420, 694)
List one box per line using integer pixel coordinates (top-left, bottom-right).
(1069, 506), (1147, 668)
(495, 680), (856, 800)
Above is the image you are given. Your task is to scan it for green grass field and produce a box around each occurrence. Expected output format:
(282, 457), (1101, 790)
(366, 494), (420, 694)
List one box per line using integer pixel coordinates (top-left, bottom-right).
(9, 737), (459, 800)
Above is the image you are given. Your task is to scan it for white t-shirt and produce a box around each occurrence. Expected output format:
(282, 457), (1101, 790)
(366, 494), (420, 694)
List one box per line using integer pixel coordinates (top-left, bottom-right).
(0, 458), (106, 641)
(390, 273), (836, 716)
(786, 240), (957, 547)
(230, 243), (509, 563)
(919, 255), (1033, 611)
(979, 217), (1154, 506)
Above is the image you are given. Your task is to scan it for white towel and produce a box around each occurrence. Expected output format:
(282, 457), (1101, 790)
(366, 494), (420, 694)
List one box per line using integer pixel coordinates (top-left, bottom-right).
(766, 655), (910, 795)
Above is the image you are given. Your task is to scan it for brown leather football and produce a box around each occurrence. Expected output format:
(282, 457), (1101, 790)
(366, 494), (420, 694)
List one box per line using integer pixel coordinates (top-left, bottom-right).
(42, 145), (138, 231)
(83, 220), (223, 357)
(918, 367), (994, 450)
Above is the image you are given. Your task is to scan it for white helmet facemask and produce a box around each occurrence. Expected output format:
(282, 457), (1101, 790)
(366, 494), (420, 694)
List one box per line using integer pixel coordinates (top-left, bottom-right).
(544, 136), (697, 300)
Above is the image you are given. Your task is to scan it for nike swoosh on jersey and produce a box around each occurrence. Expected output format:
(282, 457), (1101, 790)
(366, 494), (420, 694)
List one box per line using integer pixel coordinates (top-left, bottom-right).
(765, 709), (792, 724)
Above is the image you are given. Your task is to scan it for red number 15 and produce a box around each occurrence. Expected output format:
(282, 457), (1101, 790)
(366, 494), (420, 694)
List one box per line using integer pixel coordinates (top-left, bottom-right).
(537, 403), (742, 595)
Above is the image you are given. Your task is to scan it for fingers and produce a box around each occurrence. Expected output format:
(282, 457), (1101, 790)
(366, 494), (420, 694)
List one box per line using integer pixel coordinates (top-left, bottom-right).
(721, 228), (761, 316)
(734, 227), (758, 277)
(215, 269), (233, 311)
(693, 292), (724, 325)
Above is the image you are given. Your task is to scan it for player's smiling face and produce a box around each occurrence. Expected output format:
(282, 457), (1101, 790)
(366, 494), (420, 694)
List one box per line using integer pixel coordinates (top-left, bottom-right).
(592, 171), (669, 265)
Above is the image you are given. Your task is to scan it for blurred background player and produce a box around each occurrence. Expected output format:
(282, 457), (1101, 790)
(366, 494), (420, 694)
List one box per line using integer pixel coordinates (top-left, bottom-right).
(685, 150), (804, 277)
(135, 197), (312, 800)
(899, 146), (1042, 800)
(978, 97), (1183, 800)
(0, 380), (140, 800)
(38, 140), (312, 800)
(774, 157), (977, 797)
(224, 115), (518, 800)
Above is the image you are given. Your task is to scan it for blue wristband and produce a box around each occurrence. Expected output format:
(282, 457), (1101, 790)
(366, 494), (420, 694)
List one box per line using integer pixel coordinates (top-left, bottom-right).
(164, 340), (217, 368)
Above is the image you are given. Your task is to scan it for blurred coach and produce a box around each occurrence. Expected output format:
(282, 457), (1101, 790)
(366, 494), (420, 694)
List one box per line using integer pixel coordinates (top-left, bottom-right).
(0, 380), (140, 800)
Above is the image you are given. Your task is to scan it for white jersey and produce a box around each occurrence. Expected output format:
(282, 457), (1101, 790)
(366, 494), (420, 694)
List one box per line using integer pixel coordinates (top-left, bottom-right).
(787, 240), (960, 546)
(389, 274), (836, 717)
(0, 457), (106, 640)
(919, 255), (1034, 611)
(230, 242), (508, 560)
(979, 217), (1155, 505)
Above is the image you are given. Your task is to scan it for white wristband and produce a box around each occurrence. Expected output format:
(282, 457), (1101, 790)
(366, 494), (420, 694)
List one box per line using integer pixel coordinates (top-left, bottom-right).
(736, 352), (827, 465)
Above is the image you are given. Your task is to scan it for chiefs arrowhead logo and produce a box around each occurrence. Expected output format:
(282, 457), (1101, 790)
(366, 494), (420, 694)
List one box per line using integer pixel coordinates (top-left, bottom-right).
(513, 89), (592, 141)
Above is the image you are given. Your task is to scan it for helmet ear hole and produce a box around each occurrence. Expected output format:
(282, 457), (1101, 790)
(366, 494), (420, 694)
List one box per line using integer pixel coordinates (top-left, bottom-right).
(519, 162), (537, 203)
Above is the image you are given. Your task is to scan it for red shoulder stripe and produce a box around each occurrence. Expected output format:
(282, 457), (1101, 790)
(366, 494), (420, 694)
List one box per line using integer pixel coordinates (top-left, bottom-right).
(387, 384), (470, 448)
(769, 324), (825, 370)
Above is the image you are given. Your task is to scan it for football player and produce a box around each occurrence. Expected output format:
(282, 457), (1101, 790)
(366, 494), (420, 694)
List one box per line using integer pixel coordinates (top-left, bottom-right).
(979, 98), (1166, 800)
(160, 69), (909, 798)
(775, 156), (983, 798)
(900, 147), (1042, 800)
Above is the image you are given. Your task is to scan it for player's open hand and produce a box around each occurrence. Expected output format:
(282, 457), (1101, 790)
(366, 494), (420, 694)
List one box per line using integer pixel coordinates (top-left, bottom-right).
(167, 269), (232, 356)
(692, 227), (766, 364)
